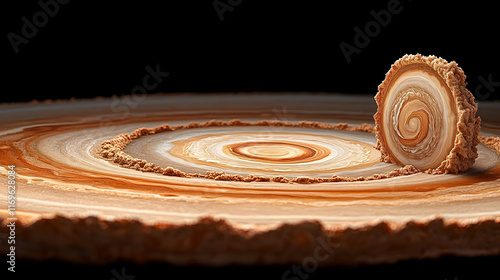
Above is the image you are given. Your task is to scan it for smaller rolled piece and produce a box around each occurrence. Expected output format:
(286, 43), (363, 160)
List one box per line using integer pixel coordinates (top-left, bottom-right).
(374, 54), (481, 173)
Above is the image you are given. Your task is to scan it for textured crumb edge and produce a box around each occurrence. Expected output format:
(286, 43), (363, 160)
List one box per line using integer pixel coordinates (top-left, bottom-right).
(479, 136), (500, 154)
(98, 119), (423, 183)
(374, 54), (481, 174)
(1, 214), (499, 266)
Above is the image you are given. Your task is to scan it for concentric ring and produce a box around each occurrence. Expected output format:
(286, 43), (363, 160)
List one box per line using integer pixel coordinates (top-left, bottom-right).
(120, 125), (382, 178)
(0, 93), (499, 229)
(375, 54), (480, 173)
(226, 141), (320, 163)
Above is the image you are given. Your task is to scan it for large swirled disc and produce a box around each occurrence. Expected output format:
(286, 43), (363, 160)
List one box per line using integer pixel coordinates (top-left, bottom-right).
(374, 54), (480, 173)
(1, 93), (499, 266)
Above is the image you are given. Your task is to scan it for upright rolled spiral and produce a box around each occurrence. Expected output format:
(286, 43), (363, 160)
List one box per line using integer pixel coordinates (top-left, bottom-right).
(374, 54), (481, 173)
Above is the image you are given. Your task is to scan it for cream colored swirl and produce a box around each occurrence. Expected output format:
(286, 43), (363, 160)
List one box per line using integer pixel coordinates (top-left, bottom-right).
(121, 126), (380, 177)
(375, 54), (481, 173)
(0, 93), (499, 267)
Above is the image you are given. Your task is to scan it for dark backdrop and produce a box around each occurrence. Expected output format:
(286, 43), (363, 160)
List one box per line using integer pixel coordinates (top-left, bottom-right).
(4, 0), (500, 103)
(3, 1), (500, 278)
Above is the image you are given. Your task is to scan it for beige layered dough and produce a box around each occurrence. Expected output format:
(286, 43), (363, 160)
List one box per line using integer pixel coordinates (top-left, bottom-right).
(375, 54), (481, 173)
(0, 93), (499, 266)
(98, 120), (403, 182)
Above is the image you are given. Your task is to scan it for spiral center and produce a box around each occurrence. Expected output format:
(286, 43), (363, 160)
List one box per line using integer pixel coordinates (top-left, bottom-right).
(397, 107), (429, 147)
(121, 128), (383, 176)
(226, 141), (318, 163)
(391, 89), (435, 153)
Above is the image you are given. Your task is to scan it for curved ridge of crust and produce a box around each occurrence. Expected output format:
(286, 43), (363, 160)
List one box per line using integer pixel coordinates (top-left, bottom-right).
(374, 54), (481, 174)
(97, 120), (424, 183)
(2, 215), (499, 266)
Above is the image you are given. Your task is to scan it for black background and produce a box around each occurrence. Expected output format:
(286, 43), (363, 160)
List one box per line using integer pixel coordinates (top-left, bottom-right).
(8, 255), (500, 280)
(3, 1), (500, 278)
(4, 0), (500, 103)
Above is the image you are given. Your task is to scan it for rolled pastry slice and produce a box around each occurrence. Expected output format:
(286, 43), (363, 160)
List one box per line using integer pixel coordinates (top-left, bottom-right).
(374, 54), (480, 173)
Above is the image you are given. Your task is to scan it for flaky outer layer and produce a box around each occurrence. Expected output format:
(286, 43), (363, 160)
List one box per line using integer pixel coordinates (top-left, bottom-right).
(0, 93), (499, 267)
(1, 215), (499, 266)
(374, 54), (481, 173)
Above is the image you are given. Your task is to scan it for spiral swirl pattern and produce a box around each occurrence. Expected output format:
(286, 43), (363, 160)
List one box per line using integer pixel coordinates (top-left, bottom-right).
(108, 123), (381, 179)
(0, 93), (499, 266)
(375, 54), (480, 173)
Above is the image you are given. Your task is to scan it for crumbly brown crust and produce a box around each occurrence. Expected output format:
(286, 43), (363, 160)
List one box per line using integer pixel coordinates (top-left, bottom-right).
(1, 93), (499, 267)
(98, 120), (423, 183)
(2, 215), (499, 265)
(374, 54), (481, 173)
(479, 136), (500, 154)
